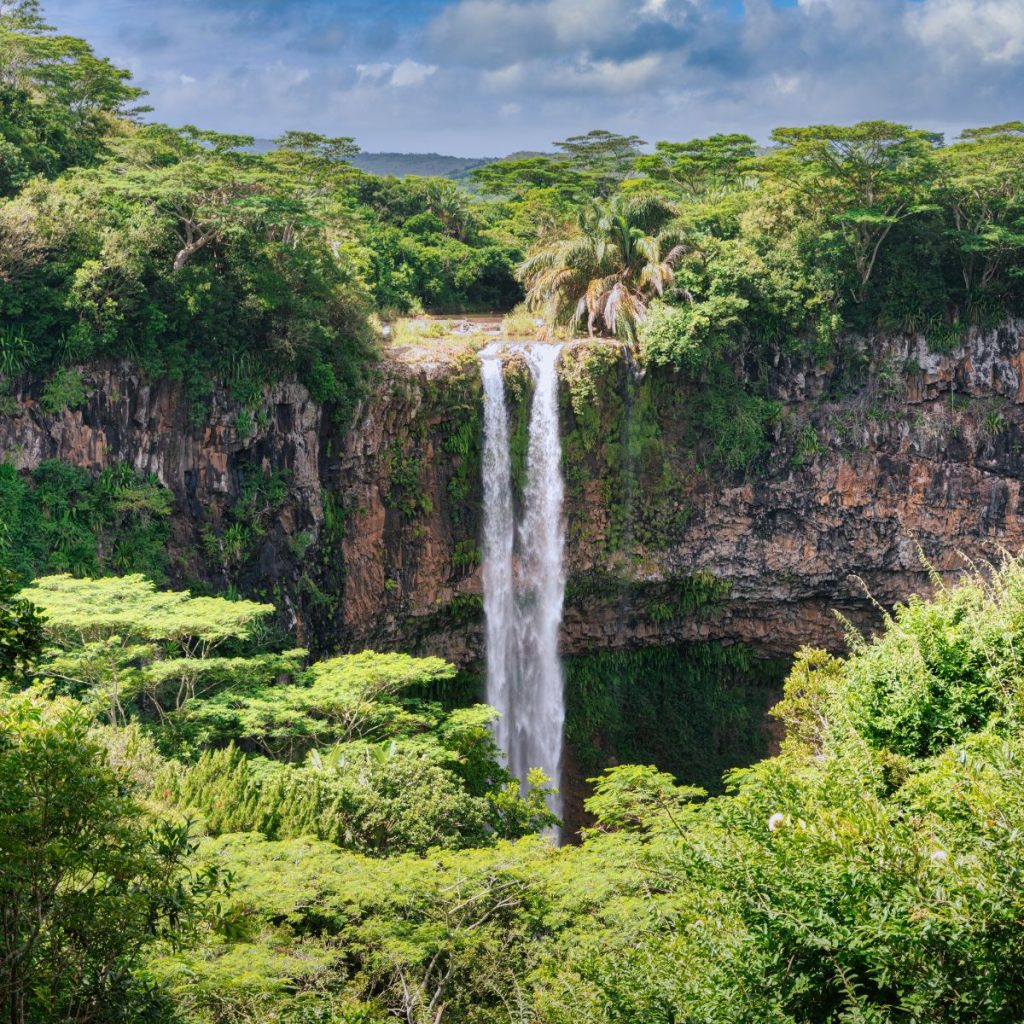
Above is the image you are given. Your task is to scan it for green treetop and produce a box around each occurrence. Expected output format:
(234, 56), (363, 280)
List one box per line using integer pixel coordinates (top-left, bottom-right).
(553, 129), (647, 197)
(755, 120), (942, 301)
(635, 133), (757, 198)
(19, 574), (283, 723)
(0, 0), (145, 195)
(935, 122), (1024, 307)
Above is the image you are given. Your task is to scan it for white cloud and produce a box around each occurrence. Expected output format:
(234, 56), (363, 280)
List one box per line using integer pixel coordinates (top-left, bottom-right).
(389, 59), (439, 88)
(357, 59), (438, 88)
(482, 63), (527, 91)
(356, 62), (393, 83)
(545, 54), (664, 94)
(906, 0), (1024, 63)
(428, 0), (696, 65)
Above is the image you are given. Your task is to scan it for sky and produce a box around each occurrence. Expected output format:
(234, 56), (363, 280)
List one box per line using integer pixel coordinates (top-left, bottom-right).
(41, 0), (1024, 157)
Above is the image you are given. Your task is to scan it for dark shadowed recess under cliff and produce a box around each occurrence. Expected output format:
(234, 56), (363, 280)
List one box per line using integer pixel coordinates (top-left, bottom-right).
(3, 321), (1024, 812)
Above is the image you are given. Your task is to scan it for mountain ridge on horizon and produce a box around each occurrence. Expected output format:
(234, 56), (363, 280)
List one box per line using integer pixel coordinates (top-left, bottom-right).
(250, 139), (547, 179)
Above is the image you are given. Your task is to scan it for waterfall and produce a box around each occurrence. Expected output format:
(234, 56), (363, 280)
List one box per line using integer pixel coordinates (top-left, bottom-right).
(480, 350), (516, 768)
(479, 342), (566, 820)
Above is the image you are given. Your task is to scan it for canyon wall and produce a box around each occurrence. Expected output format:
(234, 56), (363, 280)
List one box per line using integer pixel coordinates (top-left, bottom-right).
(3, 322), (1024, 667)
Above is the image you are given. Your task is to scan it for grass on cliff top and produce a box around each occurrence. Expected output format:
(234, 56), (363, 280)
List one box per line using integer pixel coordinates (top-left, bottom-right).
(384, 318), (493, 367)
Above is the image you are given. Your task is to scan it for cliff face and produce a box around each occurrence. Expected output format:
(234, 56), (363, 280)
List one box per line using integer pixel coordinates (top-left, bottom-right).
(4, 323), (1024, 665)
(0, 367), (325, 639)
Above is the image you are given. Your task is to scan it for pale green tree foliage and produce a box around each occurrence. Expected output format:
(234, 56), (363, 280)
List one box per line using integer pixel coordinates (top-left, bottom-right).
(755, 121), (942, 301)
(19, 573), (287, 723)
(183, 650), (457, 756)
(635, 133), (756, 199)
(162, 651), (557, 851)
(936, 122), (1024, 305)
(149, 834), (556, 1024)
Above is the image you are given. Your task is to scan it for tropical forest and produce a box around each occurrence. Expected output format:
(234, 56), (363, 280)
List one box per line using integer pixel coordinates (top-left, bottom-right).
(4, 1), (1024, 1021)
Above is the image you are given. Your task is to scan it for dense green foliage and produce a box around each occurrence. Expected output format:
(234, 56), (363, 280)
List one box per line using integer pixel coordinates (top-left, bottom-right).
(14, 573), (554, 841)
(6, 8), (1024, 1023)
(0, 460), (172, 582)
(8, 0), (1022, 416)
(2, 561), (1017, 1022)
(0, 0), (145, 196)
(0, 688), (216, 1024)
(170, 557), (1024, 1022)
(485, 122), (1024, 363)
(0, 4), (516, 416)
(9, 549), (1024, 1021)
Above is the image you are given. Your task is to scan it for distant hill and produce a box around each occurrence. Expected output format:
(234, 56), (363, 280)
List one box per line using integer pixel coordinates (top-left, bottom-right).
(348, 152), (495, 180)
(248, 142), (551, 181)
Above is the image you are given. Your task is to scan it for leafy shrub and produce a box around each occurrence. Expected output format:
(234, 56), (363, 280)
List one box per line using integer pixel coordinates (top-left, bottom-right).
(39, 367), (87, 413)
(0, 461), (173, 582)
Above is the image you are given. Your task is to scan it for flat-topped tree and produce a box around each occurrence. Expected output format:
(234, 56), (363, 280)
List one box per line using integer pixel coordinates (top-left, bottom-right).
(274, 130), (359, 163)
(554, 129), (646, 197)
(20, 573), (271, 648)
(0, 0), (146, 194)
(755, 121), (942, 302)
(635, 134), (757, 198)
(936, 122), (1024, 306)
(265, 131), (363, 237)
(184, 650), (457, 757)
(98, 124), (296, 272)
(18, 574), (298, 725)
(471, 156), (591, 202)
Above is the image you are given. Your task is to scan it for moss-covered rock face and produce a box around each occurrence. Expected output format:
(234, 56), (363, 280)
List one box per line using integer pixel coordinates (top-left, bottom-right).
(562, 641), (787, 805)
(8, 326), (1024, 826)
(6, 322), (1024, 668)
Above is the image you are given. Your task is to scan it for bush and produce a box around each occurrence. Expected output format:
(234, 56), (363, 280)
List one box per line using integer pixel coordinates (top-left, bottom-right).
(39, 367), (87, 413)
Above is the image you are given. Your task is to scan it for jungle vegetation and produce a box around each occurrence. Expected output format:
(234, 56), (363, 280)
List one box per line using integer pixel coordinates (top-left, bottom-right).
(8, 555), (1024, 1022)
(5, 5), (1024, 1022)
(3, 1), (1024, 412)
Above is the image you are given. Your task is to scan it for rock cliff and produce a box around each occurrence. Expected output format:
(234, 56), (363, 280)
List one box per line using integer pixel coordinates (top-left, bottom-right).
(3, 323), (1024, 668)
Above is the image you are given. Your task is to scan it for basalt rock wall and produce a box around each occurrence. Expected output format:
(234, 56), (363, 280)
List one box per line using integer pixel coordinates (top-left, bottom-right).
(3, 323), (1024, 666)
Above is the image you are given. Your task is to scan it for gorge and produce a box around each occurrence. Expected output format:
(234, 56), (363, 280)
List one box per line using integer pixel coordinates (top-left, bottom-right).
(7, 4), (1024, 1014)
(5, 321), (1024, 818)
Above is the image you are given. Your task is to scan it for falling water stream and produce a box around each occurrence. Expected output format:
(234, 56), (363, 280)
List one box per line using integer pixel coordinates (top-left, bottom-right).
(480, 341), (566, 820)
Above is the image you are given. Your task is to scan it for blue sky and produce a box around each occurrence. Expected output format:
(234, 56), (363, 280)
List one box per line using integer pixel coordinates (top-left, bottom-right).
(42, 0), (1024, 156)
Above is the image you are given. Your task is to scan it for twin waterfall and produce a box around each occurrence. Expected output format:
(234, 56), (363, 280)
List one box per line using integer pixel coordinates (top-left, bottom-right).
(480, 342), (566, 819)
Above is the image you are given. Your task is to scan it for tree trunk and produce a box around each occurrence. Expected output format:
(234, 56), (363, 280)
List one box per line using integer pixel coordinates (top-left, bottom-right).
(172, 234), (211, 272)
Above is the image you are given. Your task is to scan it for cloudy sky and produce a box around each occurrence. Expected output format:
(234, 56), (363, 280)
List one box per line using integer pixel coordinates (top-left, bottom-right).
(41, 0), (1024, 156)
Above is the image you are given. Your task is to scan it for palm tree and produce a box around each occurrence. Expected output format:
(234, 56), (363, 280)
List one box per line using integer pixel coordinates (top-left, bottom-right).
(517, 194), (687, 341)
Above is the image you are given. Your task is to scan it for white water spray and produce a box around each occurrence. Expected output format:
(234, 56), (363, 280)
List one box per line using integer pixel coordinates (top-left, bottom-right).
(479, 342), (566, 820)
(480, 351), (516, 766)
